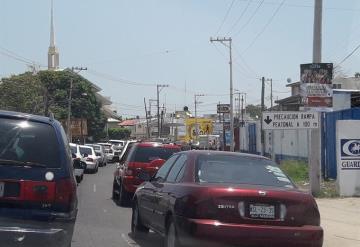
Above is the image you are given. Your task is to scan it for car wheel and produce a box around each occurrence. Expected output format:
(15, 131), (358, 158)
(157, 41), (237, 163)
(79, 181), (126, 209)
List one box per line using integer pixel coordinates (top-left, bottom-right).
(131, 201), (149, 239)
(164, 218), (181, 247)
(117, 182), (130, 206)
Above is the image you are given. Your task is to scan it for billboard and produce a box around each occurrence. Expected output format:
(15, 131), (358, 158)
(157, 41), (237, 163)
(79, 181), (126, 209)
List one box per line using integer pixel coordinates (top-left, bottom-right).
(184, 118), (213, 141)
(300, 63), (333, 108)
(217, 104), (230, 114)
(71, 118), (88, 137)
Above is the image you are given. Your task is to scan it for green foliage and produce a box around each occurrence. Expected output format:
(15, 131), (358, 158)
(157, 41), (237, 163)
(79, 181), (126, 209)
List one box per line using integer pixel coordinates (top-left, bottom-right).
(0, 70), (106, 140)
(108, 128), (131, 140)
(280, 160), (309, 184)
(246, 104), (267, 119)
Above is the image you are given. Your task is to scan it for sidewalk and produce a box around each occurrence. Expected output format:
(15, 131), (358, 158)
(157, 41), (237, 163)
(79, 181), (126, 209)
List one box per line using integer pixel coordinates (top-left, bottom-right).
(317, 198), (360, 247)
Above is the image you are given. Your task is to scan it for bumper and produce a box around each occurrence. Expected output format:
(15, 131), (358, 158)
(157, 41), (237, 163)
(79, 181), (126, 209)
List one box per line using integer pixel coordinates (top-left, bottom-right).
(176, 217), (323, 247)
(85, 162), (97, 171)
(74, 168), (84, 177)
(0, 217), (75, 247)
(107, 155), (114, 162)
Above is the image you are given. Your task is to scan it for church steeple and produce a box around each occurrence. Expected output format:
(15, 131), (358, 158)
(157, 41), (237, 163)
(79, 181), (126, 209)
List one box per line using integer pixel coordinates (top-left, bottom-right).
(48, 0), (59, 70)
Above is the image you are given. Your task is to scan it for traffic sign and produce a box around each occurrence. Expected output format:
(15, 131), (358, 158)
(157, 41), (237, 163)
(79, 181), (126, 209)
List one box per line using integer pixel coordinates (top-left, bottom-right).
(262, 112), (319, 130)
(217, 104), (230, 114)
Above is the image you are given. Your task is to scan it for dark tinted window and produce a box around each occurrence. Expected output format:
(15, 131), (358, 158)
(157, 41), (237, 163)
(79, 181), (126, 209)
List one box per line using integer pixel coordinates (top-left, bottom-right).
(166, 154), (187, 182)
(154, 155), (178, 182)
(131, 146), (180, 163)
(196, 155), (294, 188)
(0, 118), (61, 168)
(92, 145), (101, 151)
(70, 146), (77, 154)
(79, 147), (92, 155)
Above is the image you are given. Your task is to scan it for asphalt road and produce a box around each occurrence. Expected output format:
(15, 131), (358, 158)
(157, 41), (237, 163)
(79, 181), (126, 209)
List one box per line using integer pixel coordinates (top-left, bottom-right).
(71, 163), (164, 247)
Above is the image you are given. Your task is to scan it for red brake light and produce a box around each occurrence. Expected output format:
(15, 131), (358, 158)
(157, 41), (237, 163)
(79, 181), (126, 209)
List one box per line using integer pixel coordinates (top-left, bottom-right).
(55, 178), (77, 209)
(195, 199), (217, 219)
(86, 157), (93, 162)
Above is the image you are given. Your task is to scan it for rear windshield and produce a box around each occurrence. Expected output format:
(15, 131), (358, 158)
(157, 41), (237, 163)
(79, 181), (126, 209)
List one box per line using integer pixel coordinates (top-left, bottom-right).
(131, 146), (179, 163)
(0, 118), (61, 168)
(80, 147), (92, 155)
(70, 146), (77, 154)
(196, 154), (294, 188)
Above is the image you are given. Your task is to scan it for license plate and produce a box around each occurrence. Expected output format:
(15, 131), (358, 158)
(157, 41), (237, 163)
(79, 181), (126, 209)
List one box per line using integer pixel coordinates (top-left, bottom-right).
(249, 204), (275, 219)
(0, 182), (4, 197)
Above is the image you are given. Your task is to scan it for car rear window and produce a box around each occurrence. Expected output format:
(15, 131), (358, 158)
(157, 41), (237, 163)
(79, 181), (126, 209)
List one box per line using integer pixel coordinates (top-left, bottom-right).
(92, 146), (100, 151)
(70, 146), (77, 154)
(131, 146), (180, 163)
(80, 147), (92, 156)
(0, 118), (61, 168)
(196, 154), (294, 188)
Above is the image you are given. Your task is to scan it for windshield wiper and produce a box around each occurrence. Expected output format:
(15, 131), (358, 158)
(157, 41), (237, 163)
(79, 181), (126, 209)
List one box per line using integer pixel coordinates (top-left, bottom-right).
(0, 159), (47, 168)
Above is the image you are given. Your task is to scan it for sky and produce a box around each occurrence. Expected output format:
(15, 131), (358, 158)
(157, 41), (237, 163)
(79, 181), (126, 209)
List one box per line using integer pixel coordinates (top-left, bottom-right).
(1, 0), (360, 117)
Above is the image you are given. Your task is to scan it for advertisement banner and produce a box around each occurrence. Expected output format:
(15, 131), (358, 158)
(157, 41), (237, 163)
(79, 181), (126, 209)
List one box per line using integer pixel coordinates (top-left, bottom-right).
(300, 63), (333, 108)
(336, 120), (360, 196)
(184, 118), (213, 141)
(217, 104), (230, 114)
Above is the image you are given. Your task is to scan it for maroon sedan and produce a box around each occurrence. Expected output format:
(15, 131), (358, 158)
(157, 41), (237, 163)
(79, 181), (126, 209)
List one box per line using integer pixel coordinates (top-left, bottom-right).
(131, 151), (323, 247)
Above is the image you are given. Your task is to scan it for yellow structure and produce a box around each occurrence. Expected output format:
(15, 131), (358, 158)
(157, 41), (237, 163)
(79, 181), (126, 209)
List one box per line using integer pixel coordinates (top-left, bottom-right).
(184, 118), (213, 141)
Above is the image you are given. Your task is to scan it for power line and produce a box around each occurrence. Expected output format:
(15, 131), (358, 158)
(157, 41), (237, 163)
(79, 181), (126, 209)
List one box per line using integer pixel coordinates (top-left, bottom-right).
(226, 0), (252, 36)
(215, 0), (236, 35)
(338, 43), (360, 66)
(233, 0), (265, 38)
(242, 0), (286, 54)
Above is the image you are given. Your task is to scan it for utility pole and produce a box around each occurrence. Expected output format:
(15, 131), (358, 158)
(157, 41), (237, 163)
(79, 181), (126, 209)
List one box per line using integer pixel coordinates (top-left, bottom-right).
(67, 66), (87, 142)
(260, 77), (265, 156)
(194, 94), (204, 141)
(270, 79), (273, 110)
(313, 0), (322, 63)
(157, 84), (169, 138)
(144, 98), (150, 139)
(310, 0), (323, 195)
(241, 94), (244, 126)
(210, 37), (234, 152)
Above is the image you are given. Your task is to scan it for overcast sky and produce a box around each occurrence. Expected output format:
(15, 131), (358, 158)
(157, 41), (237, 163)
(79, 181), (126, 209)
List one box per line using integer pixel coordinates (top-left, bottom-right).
(1, 0), (360, 117)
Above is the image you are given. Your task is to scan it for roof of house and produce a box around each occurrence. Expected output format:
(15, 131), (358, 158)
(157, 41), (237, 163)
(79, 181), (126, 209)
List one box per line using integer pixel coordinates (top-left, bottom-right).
(119, 119), (139, 126)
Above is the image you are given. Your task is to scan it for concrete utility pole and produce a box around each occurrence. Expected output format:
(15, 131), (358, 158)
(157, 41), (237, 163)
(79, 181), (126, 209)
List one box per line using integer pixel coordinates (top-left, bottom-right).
(313, 0), (322, 63)
(310, 0), (323, 195)
(210, 37), (235, 152)
(194, 94), (204, 141)
(260, 77), (265, 156)
(157, 84), (169, 138)
(67, 66), (87, 142)
(144, 98), (150, 139)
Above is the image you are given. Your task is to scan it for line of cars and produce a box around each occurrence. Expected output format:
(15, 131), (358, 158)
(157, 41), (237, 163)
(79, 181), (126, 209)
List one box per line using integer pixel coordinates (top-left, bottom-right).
(111, 140), (323, 247)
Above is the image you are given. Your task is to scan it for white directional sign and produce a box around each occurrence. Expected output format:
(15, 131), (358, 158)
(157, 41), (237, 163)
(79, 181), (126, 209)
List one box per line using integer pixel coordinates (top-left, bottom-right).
(262, 111), (319, 130)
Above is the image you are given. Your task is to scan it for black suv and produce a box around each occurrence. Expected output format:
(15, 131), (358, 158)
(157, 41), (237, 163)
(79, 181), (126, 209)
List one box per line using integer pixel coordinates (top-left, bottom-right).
(0, 111), (77, 247)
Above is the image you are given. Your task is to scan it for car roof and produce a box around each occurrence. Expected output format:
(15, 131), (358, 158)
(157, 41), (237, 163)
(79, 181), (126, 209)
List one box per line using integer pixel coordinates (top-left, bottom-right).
(136, 142), (181, 149)
(178, 150), (270, 160)
(0, 110), (56, 124)
(69, 143), (78, 147)
(79, 145), (93, 149)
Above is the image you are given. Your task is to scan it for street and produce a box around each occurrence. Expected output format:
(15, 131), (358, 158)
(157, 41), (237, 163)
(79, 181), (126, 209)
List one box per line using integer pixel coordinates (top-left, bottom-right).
(72, 163), (360, 247)
(71, 163), (163, 247)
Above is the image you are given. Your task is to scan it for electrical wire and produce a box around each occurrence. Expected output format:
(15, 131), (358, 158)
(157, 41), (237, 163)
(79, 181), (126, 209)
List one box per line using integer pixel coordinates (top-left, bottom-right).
(337, 43), (360, 66)
(226, 0), (252, 36)
(242, 0), (286, 54)
(232, 0), (265, 38)
(215, 0), (236, 35)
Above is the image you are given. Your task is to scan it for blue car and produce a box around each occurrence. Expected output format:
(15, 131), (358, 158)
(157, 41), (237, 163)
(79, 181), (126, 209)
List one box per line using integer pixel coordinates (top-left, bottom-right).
(0, 110), (78, 247)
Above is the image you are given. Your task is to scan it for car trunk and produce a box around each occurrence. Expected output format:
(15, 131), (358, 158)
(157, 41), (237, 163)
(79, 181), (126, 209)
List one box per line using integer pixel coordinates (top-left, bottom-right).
(197, 184), (319, 227)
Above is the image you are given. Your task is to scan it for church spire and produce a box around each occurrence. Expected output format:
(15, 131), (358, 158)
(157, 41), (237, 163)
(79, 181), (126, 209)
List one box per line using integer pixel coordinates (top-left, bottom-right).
(48, 0), (59, 70)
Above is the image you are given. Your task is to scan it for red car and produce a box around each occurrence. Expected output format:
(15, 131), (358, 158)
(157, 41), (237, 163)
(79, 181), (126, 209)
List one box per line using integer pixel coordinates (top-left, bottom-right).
(132, 151), (323, 247)
(113, 142), (181, 206)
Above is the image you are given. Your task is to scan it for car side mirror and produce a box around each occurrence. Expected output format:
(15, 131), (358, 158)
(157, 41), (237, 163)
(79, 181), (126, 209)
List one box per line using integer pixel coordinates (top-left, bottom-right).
(150, 159), (166, 167)
(83, 153), (88, 158)
(73, 159), (81, 169)
(71, 153), (76, 159)
(80, 161), (87, 169)
(138, 171), (151, 182)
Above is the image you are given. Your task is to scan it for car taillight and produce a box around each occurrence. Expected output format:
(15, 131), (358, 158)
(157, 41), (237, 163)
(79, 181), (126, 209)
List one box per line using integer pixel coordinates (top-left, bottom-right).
(195, 199), (217, 219)
(86, 157), (93, 162)
(55, 178), (77, 210)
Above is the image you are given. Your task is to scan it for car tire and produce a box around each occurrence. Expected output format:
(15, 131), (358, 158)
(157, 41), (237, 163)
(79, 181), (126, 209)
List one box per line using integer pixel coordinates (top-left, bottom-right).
(112, 180), (119, 200)
(131, 201), (149, 239)
(117, 182), (130, 206)
(164, 218), (181, 247)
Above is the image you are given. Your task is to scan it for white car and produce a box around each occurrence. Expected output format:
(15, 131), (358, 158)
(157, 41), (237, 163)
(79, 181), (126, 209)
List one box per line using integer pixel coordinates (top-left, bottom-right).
(79, 145), (99, 173)
(98, 142), (114, 162)
(70, 143), (86, 183)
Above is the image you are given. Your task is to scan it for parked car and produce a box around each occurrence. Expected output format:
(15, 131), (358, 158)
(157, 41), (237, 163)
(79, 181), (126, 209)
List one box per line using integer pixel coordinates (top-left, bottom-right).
(86, 144), (107, 167)
(112, 142), (181, 206)
(79, 145), (99, 173)
(132, 150), (323, 247)
(109, 139), (125, 148)
(71, 153), (86, 184)
(0, 110), (78, 247)
(70, 143), (87, 183)
(98, 142), (114, 162)
(119, 140), (138, 161)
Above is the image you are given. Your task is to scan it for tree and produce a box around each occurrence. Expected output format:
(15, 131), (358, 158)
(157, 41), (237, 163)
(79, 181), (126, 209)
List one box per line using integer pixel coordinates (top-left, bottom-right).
(108, 128), (131, 140)
(245, 104), (267, 119)
(0, 70), (107, 141)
